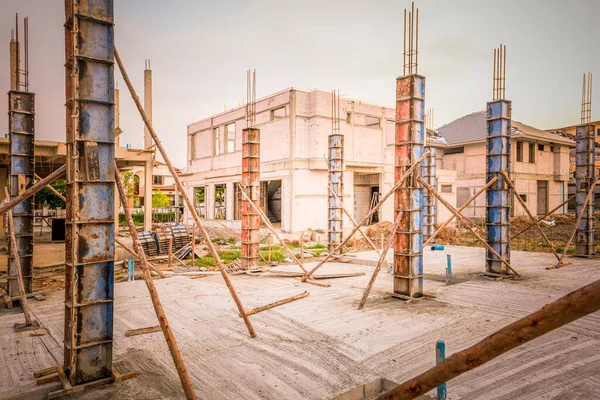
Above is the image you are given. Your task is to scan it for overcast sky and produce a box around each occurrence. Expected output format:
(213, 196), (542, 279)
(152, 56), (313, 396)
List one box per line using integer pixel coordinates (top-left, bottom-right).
(0, 0), (598, 168)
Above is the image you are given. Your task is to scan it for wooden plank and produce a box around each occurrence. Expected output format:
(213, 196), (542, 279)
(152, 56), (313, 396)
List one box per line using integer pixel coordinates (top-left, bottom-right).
(37, 374), (60, 385)
(125, 325), (161, 337)
(243, 291), (310, 317)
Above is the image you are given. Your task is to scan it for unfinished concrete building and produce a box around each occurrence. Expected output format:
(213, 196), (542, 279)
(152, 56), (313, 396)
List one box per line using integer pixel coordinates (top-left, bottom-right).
(438, 112), (574, 218)
(183, 88), (457, 233)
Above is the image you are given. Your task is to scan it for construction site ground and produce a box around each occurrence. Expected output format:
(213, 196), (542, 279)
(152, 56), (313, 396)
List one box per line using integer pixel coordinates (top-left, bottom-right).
(1, 246), (599, 399)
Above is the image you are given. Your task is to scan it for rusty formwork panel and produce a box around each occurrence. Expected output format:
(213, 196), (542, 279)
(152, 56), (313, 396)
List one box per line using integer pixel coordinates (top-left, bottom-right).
(575, 124), (595, 256)
(7, 91), (35, 298)
(63, 0), (115, 386)
(393, 74), (425, 298)
(241, 128), (260, 269)
(422, 143), (436, 243)
(328, 131), (344, 254)
(486, 100), (511, 274)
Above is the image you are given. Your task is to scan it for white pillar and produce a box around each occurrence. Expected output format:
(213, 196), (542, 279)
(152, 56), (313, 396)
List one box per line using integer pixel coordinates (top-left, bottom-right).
(144, 160), (152, 230)
(144, 62), (153, 151)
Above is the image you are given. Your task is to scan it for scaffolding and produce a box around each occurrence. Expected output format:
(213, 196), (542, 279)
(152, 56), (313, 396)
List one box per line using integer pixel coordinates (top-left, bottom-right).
(64, 0), (116, 385)
(328, 90), (343, 254)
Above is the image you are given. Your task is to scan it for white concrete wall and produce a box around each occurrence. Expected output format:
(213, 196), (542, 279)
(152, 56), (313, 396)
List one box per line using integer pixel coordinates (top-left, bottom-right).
(183, 88), (457, 234)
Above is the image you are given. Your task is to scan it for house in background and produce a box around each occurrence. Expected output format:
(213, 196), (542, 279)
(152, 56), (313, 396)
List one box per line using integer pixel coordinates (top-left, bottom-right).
(437, 111), (574, 218)
(547, 120), (600, 209)
(182, 87), (457, 234)
(130, 161), (182, 209)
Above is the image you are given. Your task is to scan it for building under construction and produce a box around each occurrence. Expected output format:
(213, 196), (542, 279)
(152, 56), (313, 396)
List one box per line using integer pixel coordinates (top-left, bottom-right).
(1, 2), (600, 400)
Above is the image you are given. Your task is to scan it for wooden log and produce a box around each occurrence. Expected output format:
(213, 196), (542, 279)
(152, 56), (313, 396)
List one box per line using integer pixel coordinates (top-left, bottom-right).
(376, 277), (600, 400)
(548, 178), (598, 269)
(115, 238), (166, 278)
(500, 170), (561, 262)
(243, 291), (310, 316)
(301, 150), (430, 282)
(125, 325), (161, 337)
(424, 177), (498, 247)
(115, 47), (256, 340)
(4, 188), (34, 327)
(237, 183), (330, 288)
(0, 164), (66, 217)
(418, 177), (521, 277)
(34, 173), (66, 202)
(115, 166), (198, 400)
(359, 209), (404, 310)
(266, 271), (365, 279)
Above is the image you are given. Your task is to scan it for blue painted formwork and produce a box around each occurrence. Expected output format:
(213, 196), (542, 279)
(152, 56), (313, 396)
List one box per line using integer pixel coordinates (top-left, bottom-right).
(328, 133), (344, 253)
(575, 124), (595, 256)
(64, 0), (115, 386)
(486, 100), (511, 274)
(7, 91), (35, 298)
(394, 74), (425, 298)
(422, 145), (437, 242)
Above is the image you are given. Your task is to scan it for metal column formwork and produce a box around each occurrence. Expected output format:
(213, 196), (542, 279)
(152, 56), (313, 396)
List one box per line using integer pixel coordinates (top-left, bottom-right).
(422, 143), (436, 243)
(64, 0), (115, 386)
(393, 73), (425, 298)
(574, 124), (595, 256)
(485, 100), (512, 274)
(7, 91), (35, 298)
(328, 91), (343, 254)
(241, 128), (260, 269)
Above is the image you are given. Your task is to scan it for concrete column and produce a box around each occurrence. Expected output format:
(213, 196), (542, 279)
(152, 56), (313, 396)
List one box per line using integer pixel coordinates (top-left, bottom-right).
(575, 124), (596, 256)
(241, 128), (260, 269)
(144, 159), (153, 230)
(144, 63), (153, 151)
(393, 74), (425, 299)
(174, 187), (180, 222)
(486, 100), (511, 274)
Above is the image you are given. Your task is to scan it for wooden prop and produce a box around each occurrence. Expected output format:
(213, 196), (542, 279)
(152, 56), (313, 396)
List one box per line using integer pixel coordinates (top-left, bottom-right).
(418, 177), (521, 277)
(115, 167), (197, 400)
(500, 170), (560, 262)
(301, 150), (430, 282)
(115, 47), (256, 338)
(423, 177), (498, 247)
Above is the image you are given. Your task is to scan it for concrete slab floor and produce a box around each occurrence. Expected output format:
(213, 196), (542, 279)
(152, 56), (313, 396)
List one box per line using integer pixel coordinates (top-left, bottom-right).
(1, 246), (599, 399)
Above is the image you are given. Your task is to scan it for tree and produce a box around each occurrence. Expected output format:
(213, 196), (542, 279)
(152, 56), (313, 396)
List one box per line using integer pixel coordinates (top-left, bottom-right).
(152, 189), (171, 208)
(34, 179), (66, 208)
(120, 171), (137, 199)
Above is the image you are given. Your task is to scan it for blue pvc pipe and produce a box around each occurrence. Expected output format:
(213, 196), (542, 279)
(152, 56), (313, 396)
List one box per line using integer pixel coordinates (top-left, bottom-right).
(436, 340), (447, 400)
(446, 254), (452, 279)
(431, 245), (445, 251)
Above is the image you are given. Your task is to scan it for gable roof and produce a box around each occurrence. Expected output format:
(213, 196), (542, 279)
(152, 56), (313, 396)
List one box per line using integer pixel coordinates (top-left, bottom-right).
(437, 111), (574, 146)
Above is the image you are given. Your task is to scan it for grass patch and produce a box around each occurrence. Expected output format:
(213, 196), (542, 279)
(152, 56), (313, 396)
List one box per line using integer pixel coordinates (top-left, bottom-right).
(194, 256), (216, 267)
(305, 243), (326, 249)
